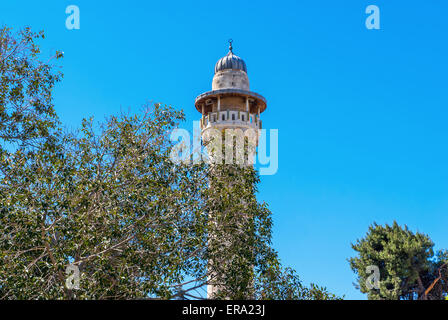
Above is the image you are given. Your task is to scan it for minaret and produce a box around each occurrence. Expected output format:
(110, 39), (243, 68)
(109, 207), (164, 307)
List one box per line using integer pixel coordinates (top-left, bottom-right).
(195, 41), (267, 299)
(195, 40), (267, 148)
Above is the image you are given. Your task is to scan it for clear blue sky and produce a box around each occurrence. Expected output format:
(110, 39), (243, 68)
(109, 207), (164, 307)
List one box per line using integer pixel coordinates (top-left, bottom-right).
(2, 0), (447, 299)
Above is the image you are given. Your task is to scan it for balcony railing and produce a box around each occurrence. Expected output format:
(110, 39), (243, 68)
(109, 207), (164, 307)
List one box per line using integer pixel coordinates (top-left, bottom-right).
(200, 111), (262, 130)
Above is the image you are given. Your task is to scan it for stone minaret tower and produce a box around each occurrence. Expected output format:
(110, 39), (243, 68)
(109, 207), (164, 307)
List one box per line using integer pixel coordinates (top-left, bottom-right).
(195, 40), (267, 145)
(195, 41), (267, 298)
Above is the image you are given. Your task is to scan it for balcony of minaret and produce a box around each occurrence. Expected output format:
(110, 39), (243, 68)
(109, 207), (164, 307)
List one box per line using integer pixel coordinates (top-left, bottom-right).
(195, 91), (266, 133)
(200, 110), (261, 131)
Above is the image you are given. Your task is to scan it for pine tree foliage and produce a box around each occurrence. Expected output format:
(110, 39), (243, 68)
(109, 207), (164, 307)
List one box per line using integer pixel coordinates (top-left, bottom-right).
(349, 222), (448, 300)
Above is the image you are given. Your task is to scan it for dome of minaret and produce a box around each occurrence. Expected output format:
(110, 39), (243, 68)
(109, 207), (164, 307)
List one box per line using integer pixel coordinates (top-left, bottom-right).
(195, 40), (266, 116)
(214, 42), (247, 74)
(212, 40), (250, 91)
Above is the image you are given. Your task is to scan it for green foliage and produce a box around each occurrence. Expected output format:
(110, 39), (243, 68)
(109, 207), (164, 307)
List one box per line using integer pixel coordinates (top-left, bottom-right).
(0, 102), (209, 299)
(204, 164), (340, 300)
(349, 222), (448, 300)
(0, 26), (339, 300)
(254, 265), (341, 300)
(0, 27), (62, 151)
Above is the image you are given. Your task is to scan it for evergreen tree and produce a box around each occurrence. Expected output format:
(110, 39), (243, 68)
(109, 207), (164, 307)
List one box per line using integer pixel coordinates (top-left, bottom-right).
(349, 222), (448, 300)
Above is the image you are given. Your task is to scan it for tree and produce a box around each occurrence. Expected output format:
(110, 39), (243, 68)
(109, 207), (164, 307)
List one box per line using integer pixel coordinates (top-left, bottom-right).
(0, 102), (211, 299)
(349, 221), (448, 300)
(0, 27), (339, 300)
(0, 26), (62, 151)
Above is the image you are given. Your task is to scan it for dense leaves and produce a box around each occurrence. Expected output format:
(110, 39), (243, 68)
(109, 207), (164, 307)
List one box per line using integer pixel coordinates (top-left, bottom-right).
(0, 26), (62, 151)
(349, 222), (448, 300)
(0, 103), (209, 299)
